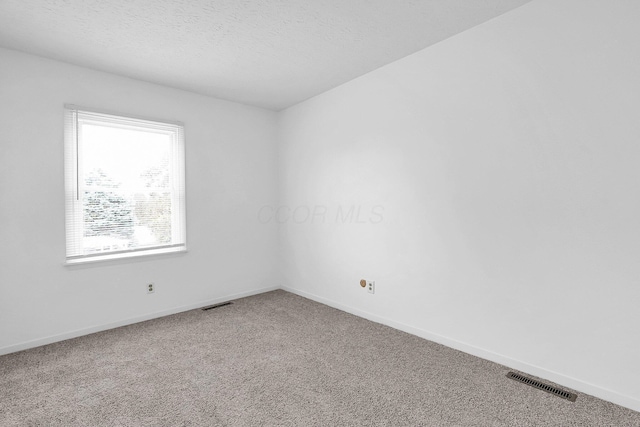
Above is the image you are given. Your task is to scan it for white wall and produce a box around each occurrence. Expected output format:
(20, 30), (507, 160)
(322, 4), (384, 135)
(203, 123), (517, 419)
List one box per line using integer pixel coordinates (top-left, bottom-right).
(278, 0), (640, 411)
(0, 48), (279, 354)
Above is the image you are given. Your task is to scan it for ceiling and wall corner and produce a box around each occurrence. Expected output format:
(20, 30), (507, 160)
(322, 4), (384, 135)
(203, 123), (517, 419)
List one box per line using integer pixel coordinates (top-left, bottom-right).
(0, 0), (532, 110)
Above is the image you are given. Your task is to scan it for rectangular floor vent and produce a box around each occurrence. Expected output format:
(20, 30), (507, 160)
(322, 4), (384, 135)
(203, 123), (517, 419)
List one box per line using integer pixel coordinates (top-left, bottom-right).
(201, 302), (233, 311)
(506, 371), (577, 402)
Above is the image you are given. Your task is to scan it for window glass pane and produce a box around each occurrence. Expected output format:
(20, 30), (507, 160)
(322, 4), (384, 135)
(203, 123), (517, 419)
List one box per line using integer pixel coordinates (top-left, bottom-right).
(80, 123), (173, 253)
(81, 123), (171, 190)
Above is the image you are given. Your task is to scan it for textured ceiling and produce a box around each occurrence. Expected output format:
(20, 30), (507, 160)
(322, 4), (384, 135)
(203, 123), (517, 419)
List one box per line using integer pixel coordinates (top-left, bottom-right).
(0, 0), (532, 110)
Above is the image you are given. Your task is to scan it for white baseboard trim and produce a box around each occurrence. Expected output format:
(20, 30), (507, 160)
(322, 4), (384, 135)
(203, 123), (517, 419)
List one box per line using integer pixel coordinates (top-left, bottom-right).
(281, 286), (640, 413)
(3, 284), (638, 413)
(0, 285), (279, 357)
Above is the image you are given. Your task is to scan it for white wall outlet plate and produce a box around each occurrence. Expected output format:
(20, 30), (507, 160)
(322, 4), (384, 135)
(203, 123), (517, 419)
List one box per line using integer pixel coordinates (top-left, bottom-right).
(147, 283), (155, 294)
(367, 281), (375, 294)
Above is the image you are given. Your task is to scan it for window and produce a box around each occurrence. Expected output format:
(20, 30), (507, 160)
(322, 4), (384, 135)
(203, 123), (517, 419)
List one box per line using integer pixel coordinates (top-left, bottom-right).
(64, 105), (186, 264)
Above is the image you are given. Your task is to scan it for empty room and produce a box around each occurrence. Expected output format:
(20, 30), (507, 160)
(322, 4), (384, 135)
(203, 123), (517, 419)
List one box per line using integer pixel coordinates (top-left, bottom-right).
(1, 0), (639, 425)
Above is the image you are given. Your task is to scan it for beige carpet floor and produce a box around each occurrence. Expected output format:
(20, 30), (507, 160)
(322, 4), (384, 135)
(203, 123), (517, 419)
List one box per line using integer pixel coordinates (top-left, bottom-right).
(1, 290), (639, 426)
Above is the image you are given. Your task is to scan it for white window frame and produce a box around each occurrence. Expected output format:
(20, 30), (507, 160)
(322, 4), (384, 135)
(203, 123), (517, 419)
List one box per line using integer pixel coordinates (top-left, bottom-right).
(64, 105), (187, 265)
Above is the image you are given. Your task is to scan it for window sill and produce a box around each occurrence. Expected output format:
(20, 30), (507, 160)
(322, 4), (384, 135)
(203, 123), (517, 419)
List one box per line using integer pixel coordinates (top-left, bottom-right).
(65, 246), (187, 267)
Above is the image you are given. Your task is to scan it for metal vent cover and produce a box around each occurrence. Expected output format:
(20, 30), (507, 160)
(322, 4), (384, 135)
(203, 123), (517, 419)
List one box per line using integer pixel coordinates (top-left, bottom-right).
(201, 302), (233, 311)
(506, 371), (577, 402)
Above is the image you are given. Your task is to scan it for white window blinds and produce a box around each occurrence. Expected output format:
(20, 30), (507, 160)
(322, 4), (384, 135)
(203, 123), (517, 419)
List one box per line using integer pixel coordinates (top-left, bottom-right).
(64, 106), (186, 264)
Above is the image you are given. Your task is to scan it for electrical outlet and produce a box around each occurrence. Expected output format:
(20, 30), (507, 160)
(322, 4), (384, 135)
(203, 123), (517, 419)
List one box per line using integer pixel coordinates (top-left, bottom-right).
(367, 281), (375, 294)
(147, 283), (155, 294)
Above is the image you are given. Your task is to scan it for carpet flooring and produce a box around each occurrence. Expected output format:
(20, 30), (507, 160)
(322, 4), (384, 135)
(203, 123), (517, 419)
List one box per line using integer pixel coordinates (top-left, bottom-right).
(1, 290), (639, 426)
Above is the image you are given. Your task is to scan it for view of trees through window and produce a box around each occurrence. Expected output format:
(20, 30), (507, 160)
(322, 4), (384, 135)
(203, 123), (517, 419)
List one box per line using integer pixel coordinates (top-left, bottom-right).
(82, 160), (172, 252)
(79, 122), (174, 254)
(83, 169), (134, 240)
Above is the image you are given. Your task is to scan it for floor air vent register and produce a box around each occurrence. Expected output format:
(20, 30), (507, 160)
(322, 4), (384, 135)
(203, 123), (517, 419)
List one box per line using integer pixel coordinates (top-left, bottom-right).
(201, 302), (233, 311)
(506, 371), (577, 402)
